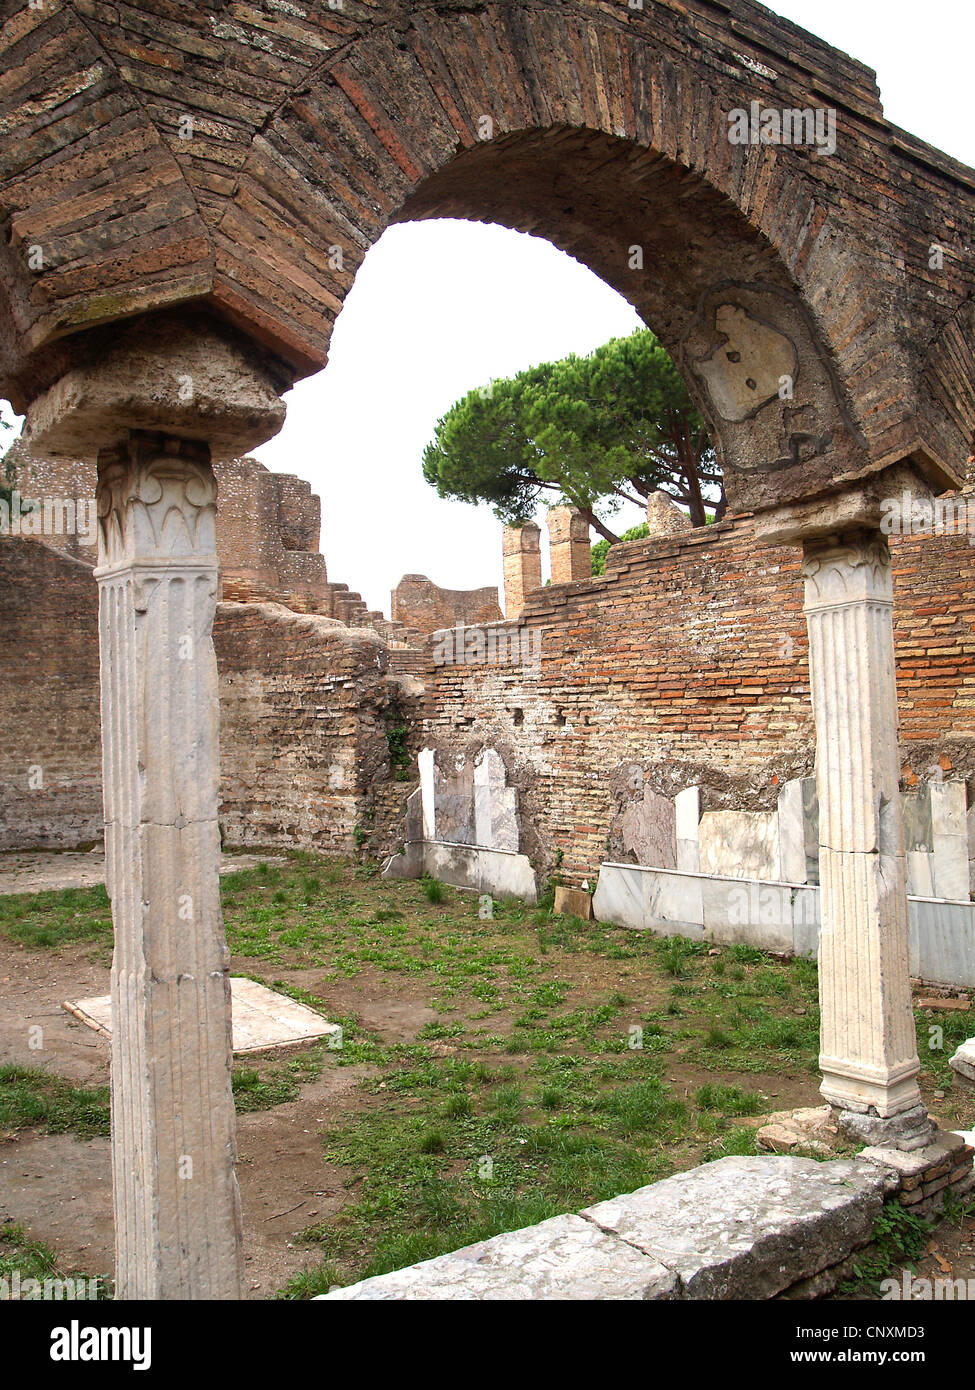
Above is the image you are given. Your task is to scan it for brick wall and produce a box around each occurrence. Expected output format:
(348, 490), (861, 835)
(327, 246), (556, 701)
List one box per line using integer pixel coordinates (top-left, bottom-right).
(418, 507), (975, 884)
(0, 539), (395, 853)
(0, 537), (102, 849)
(5, 502), (975, 873)
(214, 602), (392, 852)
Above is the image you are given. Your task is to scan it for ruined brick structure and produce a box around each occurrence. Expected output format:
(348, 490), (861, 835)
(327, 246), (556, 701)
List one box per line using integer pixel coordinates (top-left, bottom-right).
(392, 573), (502, 634)
(6, 501), (975, 877)
(0, 536), (102, 849)
(0, 534), (399, 852)
(503, 522), (543, 621)
(214, 602), (392, 852)
(5, 0), (975, 873)
(7, 441), (332, 612)
(5, 0), (975, 1293)
(547, 506), (592, 586)
(419, 506), (975, 884)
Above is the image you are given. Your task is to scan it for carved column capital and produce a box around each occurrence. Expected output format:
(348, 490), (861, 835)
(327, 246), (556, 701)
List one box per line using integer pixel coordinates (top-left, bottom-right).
(800, 530), (892, 610)
(96, 433), (217, 572)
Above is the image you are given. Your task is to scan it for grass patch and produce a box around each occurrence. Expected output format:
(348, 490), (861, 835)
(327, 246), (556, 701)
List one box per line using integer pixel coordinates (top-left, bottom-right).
(0, 885), (112, 953)
(0, 1065), (110, 1139)
(695, 1083), (766, 1116)
(0, 1221), (111, 1298)
(1, 854), (835, 1297)
(421, 876), (446, 905)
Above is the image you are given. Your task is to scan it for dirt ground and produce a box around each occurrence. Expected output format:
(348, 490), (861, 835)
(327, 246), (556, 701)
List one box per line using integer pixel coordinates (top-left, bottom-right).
(0, 933), (449, 1296)
(0, 849), (279, 897)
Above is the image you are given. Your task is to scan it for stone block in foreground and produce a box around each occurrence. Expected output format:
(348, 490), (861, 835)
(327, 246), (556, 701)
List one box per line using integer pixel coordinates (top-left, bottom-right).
(322, 1213), (677, 1300)
(581, 1156), (886, 1300)
(950, 1039), (975, 1085)
(320, 1156), (889, 1301)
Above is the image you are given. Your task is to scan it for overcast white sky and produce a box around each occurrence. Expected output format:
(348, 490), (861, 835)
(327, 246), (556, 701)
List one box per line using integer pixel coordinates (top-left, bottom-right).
(254, 0), (975, 616)
(5, 3), (972, 616)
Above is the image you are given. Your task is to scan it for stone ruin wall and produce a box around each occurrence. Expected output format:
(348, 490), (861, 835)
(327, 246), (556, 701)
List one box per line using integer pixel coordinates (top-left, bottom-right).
(0, 537), (103, 850)
(0, 536), (396, 853)
(214, 602), (393, 853)
(4, 442), (333, 612)
(416, 510), (975, 886)
(5, 494), (975, 871)
(391, 573), (502, 635)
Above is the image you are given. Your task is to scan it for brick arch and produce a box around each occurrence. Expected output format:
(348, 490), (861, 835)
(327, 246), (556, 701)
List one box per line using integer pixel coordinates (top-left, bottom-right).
(3, 0), (973, 495)
(216, 4), (905, 505)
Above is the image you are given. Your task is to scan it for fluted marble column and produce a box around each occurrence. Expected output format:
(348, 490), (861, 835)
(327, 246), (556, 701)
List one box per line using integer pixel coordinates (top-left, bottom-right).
(96, 432), (242, 1299)
(802, 530), (924, 1125)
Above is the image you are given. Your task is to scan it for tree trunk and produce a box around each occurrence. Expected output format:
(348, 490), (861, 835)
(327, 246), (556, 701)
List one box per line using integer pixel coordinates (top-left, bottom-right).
(580, 507), (620, 544)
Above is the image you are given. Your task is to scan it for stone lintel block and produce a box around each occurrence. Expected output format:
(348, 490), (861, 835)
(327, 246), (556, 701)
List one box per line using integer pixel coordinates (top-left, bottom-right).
(580, 1156), (886, 1301)
(24, 308), (288, 460)
(321, 1213), (678, 1301)
(753, 463), (944, 547)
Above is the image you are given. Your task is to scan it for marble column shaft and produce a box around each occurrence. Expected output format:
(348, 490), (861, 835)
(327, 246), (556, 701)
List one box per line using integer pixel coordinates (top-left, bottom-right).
(802, 529), (922, 1118)
(96, 432), (242, 1299)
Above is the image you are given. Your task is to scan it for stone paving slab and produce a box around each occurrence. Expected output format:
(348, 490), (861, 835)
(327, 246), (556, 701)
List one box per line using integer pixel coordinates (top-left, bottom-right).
(322, 1213), (678, 1301)
(64, 977), (339, 1055)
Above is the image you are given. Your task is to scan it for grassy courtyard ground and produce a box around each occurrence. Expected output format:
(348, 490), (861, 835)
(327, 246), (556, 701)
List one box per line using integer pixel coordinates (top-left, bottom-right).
(0, 851), (972, 1298)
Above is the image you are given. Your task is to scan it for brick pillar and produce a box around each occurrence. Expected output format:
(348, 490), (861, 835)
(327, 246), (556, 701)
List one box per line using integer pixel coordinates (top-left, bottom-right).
(547, 507), (591, 585)
(502, 521), (542, 619)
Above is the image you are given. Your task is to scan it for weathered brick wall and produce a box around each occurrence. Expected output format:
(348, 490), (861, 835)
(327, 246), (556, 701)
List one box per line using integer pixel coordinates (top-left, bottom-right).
(418, 507), (975, 884)
(0, 537), (102, 849)
(214, 603), (392, 852)
(5, 503), (975, 872)
(391, 573), (502, 635)
(0, 540), (394, 853)
(211, 456), (329, 612)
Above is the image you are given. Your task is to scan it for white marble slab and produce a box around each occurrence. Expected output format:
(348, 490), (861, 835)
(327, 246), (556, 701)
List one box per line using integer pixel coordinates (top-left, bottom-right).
(64, 977), (341, 1053)
(699, 810), (780, 880)
(592, 864), (975, 989)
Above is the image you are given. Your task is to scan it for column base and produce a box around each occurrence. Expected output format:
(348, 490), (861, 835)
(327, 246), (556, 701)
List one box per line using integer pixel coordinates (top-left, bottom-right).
(832, 1102), (936, 1152)
(820, 1053), (922, 1119)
